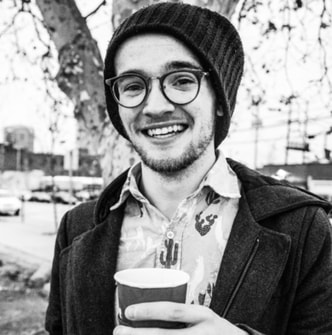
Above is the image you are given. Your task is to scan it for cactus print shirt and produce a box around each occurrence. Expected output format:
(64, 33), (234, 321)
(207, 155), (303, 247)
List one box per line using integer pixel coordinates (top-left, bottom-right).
(112, 150), (241, 307)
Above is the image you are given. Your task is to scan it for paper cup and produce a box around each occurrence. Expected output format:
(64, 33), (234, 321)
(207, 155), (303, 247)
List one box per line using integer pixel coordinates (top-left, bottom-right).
(114, 268), (190, 328)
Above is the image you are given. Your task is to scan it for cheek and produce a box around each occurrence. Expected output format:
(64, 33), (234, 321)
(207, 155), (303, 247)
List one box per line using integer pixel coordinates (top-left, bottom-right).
(118, 109), (134, 131)
(196, 87), (217, 120)
(197, 101), (216, 127)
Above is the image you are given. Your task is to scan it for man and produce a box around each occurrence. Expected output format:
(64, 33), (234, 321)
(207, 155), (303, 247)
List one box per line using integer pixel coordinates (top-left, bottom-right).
(45, 3), (332, 335)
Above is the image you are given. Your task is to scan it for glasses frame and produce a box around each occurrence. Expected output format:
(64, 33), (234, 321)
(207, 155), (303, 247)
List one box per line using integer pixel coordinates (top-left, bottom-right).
(105, 69), (209, 108)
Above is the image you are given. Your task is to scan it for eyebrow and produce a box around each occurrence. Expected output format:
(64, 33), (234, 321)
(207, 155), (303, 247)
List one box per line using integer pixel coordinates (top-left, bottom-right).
(164, 61), (202, 71)
(117, 60), (202, 76)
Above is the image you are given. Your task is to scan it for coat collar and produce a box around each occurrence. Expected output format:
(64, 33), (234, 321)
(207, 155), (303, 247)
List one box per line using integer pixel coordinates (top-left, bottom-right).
(94, 168), (129, 225)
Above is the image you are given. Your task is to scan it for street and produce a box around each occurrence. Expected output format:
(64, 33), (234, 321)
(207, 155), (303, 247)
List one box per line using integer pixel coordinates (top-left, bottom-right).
(0, 201), (75, 265)
(0, 201), (74, 231)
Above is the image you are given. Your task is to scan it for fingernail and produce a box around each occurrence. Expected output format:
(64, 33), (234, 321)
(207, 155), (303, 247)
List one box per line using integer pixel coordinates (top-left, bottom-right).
(126, 306), (135, 319)
(114, 326), (123, 335)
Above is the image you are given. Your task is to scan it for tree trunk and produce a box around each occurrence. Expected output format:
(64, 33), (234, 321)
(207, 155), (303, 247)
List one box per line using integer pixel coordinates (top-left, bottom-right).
(35, 0), (136, 183)
(36, 0), (240, 185)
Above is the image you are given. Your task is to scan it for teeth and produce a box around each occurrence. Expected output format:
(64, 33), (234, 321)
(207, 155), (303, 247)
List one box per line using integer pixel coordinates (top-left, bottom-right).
(147, 125), (185, 137)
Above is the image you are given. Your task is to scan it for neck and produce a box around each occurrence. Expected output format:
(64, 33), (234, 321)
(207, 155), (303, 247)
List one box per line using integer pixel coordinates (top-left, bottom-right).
(139, 148), (217, 220)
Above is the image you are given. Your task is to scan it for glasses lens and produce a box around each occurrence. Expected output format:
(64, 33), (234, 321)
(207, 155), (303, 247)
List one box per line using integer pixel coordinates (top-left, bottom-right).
(112, 75), (146, 108)
(163, 71), (199, 104)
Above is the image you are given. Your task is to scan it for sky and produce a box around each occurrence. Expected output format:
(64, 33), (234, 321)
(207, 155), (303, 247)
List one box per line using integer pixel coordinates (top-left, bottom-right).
(0, 0), (331, 168)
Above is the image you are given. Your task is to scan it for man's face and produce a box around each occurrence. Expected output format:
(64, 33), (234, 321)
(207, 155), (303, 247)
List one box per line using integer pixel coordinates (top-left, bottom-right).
(114, 33), (218, 174)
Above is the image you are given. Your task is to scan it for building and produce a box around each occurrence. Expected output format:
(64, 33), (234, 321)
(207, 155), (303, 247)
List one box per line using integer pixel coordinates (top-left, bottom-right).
(0, 143), (101, 177)
(259, 162), (332, 201)
(4, 125), (34, 152)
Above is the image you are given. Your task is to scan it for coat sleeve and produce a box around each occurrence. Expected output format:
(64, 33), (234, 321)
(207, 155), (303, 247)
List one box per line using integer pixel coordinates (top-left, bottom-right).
(288, 207), (332, 333)
(44, 211), (69, 335)
(45, 201), (96, 334)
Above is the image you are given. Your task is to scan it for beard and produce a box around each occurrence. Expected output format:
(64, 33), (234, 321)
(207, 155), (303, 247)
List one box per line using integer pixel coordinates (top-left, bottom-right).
(131, 130), (215, 175)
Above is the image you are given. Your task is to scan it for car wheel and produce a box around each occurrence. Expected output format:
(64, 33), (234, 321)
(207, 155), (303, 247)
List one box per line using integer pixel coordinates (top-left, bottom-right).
(14, 209), (20, 216)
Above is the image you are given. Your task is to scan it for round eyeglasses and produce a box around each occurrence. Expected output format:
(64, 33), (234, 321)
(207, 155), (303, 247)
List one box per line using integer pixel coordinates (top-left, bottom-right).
(105, 69), (209, 108)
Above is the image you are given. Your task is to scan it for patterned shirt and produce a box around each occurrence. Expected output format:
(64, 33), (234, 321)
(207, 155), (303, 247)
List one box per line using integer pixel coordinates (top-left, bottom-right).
(112, 150), (241, 307)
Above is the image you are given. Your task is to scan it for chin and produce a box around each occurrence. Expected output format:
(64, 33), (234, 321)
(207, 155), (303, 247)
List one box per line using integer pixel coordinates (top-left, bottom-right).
(139, 148), (203, 175)
(143, 157), (191, 174)
(132, 133), (214, 175)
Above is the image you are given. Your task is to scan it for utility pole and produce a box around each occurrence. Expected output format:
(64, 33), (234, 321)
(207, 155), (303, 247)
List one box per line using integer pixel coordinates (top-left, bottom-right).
(16, 147), (21, 171)
(324, 127), (332, 161)
(253, 110), (261, 169)
(0, 144), (5, 172)
(285, 105), (292, 165)
(68, 149), (74, 204)
(302, 102), (309, 164)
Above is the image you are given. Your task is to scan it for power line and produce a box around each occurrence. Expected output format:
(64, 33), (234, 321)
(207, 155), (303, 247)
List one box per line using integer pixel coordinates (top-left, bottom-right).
(231, 114), (332, 133)
(226, 136), (285, 145)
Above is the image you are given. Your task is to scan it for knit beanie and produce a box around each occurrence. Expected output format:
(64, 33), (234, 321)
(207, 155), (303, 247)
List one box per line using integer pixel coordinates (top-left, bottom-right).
(104, 2), (244, 147)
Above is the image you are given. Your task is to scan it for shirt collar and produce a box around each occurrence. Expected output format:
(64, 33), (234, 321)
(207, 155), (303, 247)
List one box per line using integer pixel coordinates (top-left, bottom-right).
(110, 162), (144, 211)
(110, 149), (241, 211)
(199, 149), (241, 199)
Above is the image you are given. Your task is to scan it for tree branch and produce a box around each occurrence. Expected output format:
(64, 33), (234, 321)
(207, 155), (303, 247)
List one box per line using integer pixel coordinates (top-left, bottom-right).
(0, 10), (21, 39)
(317, 0), (332, 92)
(23, 3), (51, 49)
(84, 0), (107, 20)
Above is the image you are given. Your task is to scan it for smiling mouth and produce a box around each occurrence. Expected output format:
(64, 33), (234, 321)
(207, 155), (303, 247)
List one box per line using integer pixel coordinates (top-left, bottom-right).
(144, 124), (187, 138)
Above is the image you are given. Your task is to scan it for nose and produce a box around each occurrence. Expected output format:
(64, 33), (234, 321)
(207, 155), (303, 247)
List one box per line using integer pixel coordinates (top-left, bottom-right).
(141, 79), (175, 116)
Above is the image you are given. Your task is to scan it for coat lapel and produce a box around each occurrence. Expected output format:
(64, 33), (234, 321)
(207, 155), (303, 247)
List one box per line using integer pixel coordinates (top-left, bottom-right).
(210, 191), (291, 325)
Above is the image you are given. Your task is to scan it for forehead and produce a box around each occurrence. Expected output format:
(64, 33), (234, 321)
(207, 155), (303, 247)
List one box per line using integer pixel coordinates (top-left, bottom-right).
(114, 33), (201, 75)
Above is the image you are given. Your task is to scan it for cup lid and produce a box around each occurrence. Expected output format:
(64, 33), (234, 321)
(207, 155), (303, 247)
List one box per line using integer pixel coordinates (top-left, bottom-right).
(114, 268), (190, 288)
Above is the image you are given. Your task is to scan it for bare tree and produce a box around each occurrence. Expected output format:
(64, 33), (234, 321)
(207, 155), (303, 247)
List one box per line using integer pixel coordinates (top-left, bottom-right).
(1, 0), (331, 180)
(229, 0), (332, 166)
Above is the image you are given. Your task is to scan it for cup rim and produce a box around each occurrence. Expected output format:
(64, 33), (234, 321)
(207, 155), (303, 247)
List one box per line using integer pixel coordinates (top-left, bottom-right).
(114, 268), (190, 288)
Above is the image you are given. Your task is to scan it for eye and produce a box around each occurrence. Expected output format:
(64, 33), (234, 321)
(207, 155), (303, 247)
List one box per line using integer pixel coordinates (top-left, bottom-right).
(167, 72), (197, 91)
(117, 76), (145, 95)
(124, 82), (144, 92)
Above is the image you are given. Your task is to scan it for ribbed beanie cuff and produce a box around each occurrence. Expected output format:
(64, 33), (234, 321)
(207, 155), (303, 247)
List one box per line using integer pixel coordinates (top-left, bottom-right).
(104, 2), (244, 147)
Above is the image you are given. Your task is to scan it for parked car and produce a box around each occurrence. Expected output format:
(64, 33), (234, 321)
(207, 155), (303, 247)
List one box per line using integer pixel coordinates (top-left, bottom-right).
(75, 190), (92, 202)
(52, 191), (78, 205)
(29, 191), (52, 203)
(0, 189), (21, 216)
(19, 191), (33, 201)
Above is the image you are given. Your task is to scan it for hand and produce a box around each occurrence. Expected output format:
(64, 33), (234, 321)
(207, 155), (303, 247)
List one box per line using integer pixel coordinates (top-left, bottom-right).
(113, 301), (248, 335)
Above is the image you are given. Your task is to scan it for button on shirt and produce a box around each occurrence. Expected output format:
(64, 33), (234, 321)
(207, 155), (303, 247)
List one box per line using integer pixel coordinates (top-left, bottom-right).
(112, 150), (241, 307)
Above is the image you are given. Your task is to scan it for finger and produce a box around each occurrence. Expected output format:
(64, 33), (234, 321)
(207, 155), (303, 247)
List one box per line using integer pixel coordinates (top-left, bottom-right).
(125, 302), (213, 324)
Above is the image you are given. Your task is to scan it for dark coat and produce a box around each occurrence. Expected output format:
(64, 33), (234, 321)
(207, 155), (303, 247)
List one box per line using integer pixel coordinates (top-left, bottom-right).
(45, 159), (332, 335)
